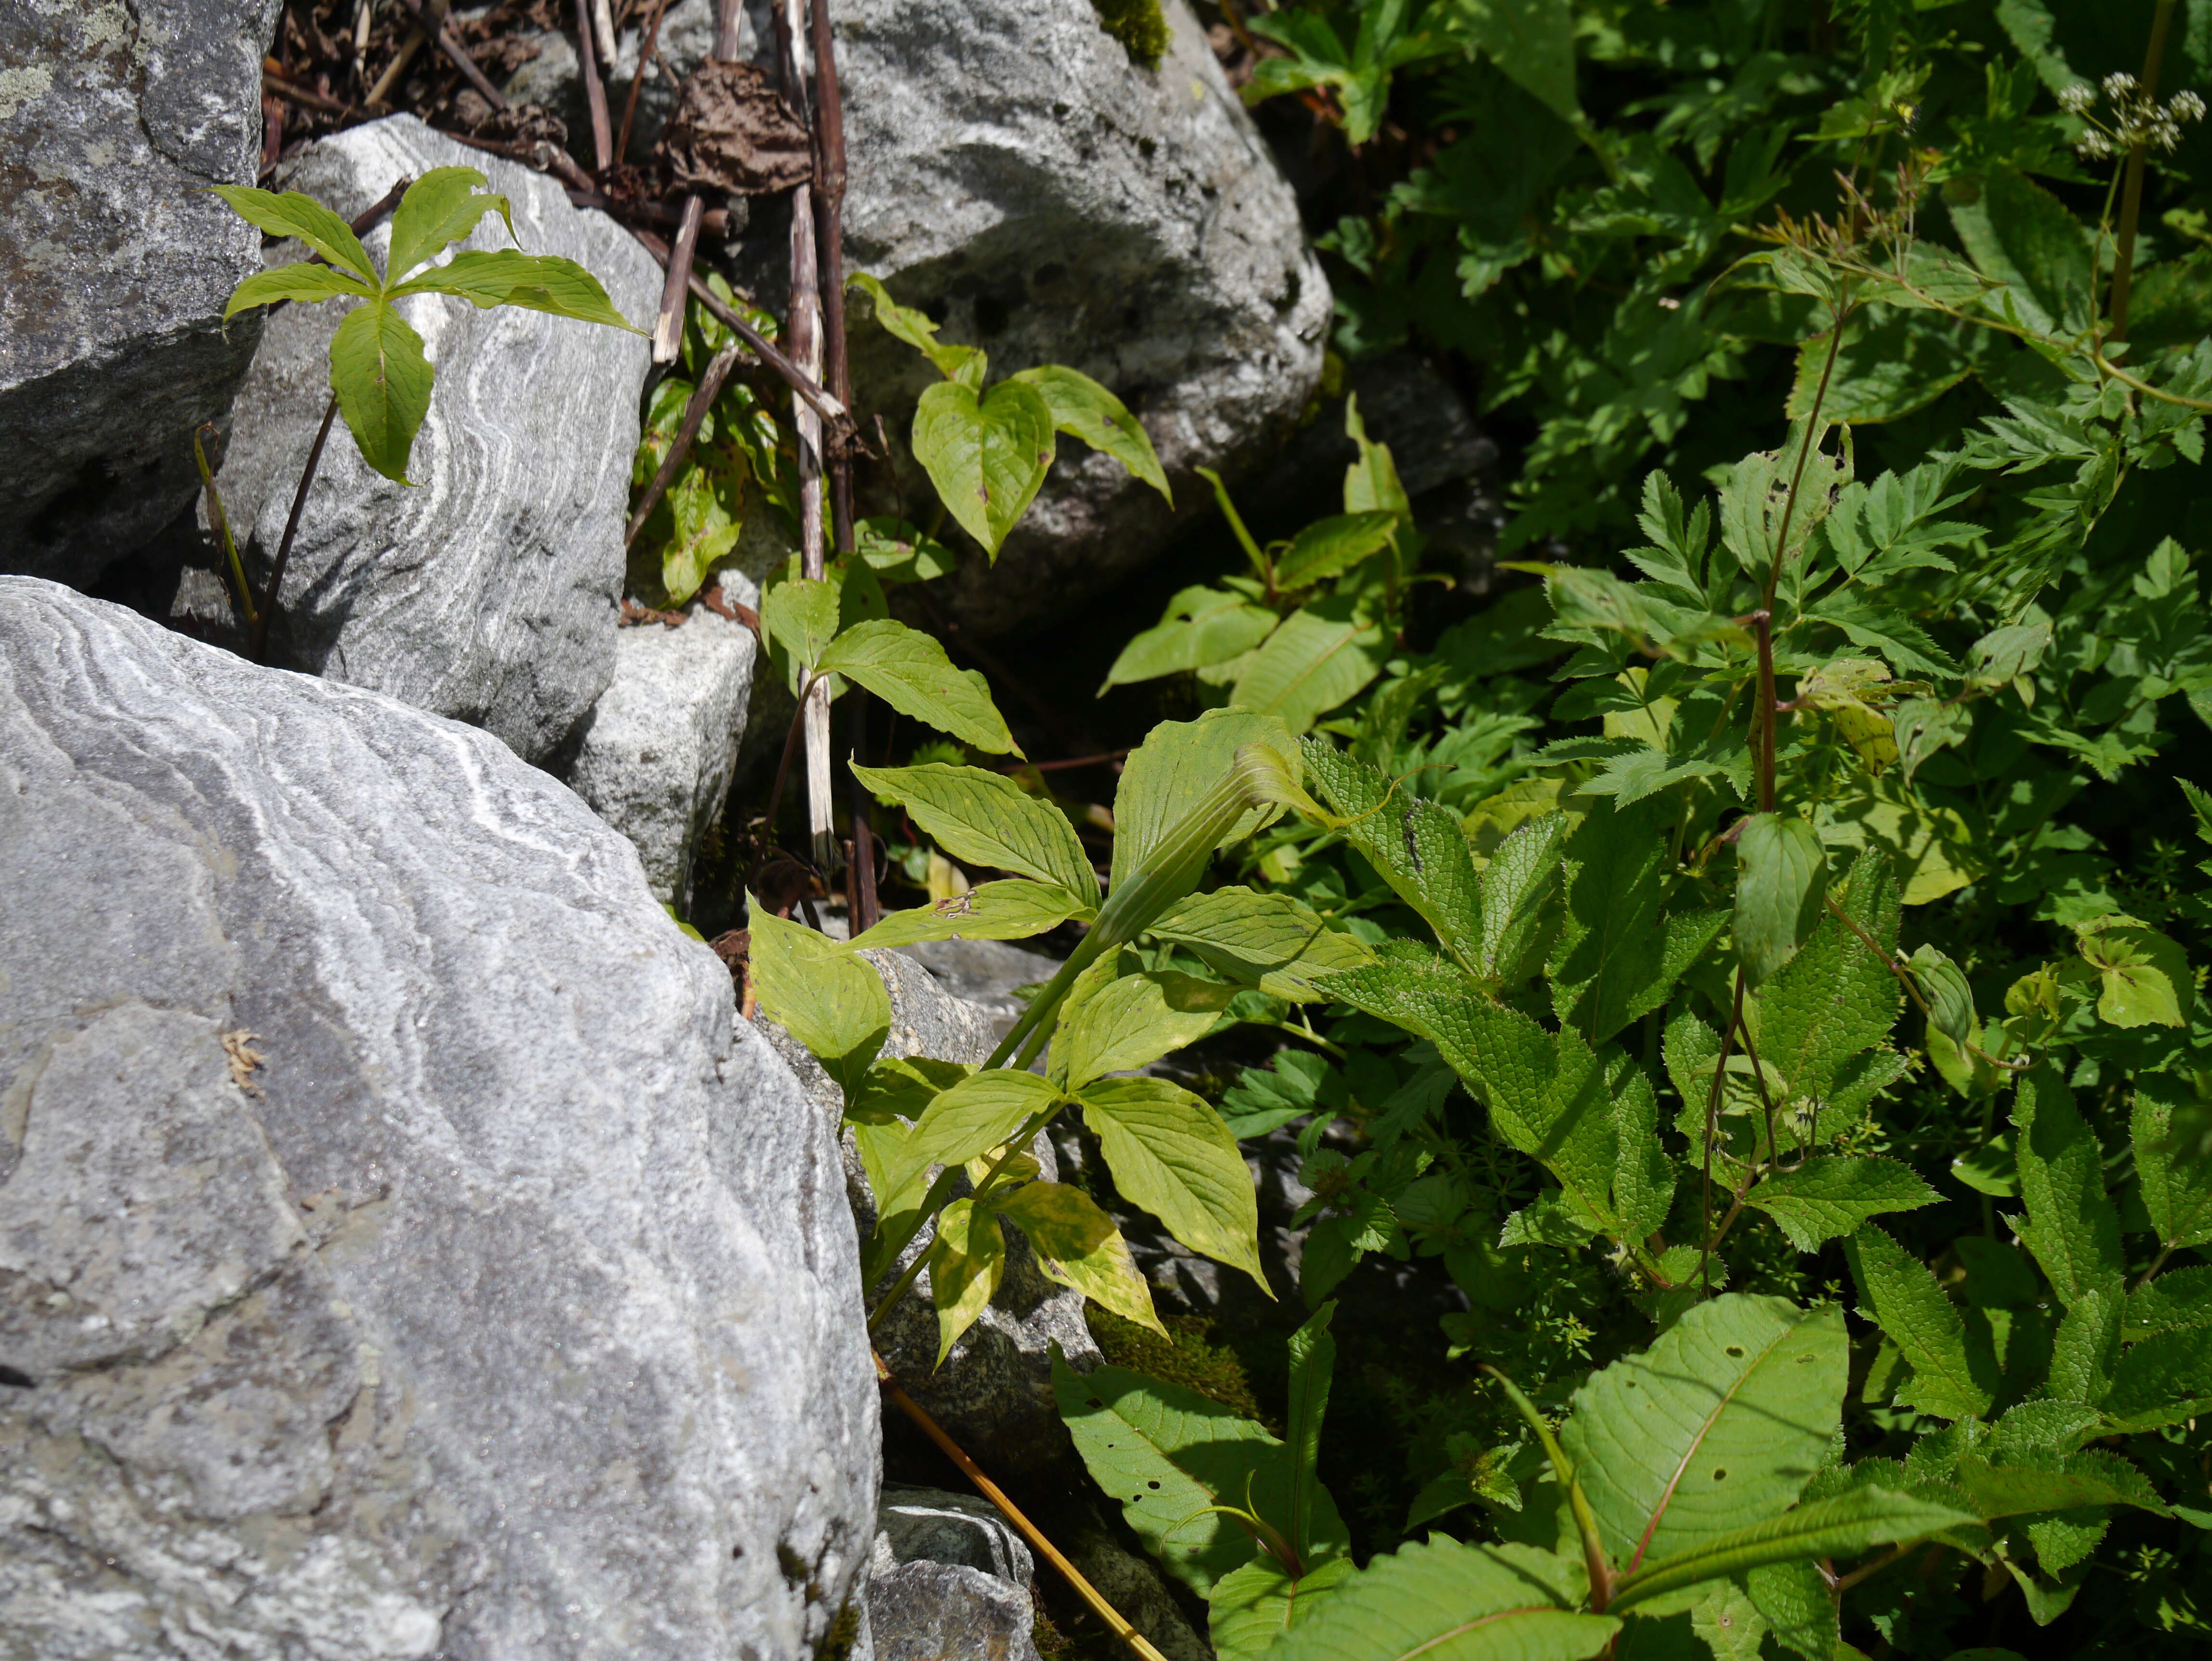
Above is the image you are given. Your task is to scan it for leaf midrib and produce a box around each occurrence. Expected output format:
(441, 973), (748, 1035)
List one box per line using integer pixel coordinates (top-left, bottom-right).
(1392, 1605), (1580, 1661)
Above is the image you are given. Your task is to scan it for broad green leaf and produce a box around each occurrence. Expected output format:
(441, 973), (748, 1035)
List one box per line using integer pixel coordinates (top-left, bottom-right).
(1302, 742), (1482, 972)
(855, 516), (959, 584)
(1735, 814), (1828, 986)
(1077, 1076), (1265, 1287)
(1449, 0), (1583, 126)
(1010, 364), (1171, 502)
(1748, 852), (1903, 1110)
(929, 1197), (1006, 1365)
(816, 618), (1021, 755)
(1744, 1557), (1834, 1661)
(1608, 1488), (1979, 1613)
(992, 1181), (1161, 1332)
(1611, 1057), (1674, 1242)
(912, 378), (1055, 557)
(847, 880), (1091, 950)
(1102, 585), (1281, 690)
(1690, 1577), (1767, 1661)
(2125, 1265), (2212, 1340)
(1111, 711), (1299, 896)
(2133, 1075), (2212, 1251)
(851, 762), (1097, 904)
(223, 263), (376, 317)
(1563, 1294), (1846, 1573)
(2106, 1324), (2212, 1430)
(1275, 512), (1401, 591)
(1947, 165), (2094, 336)
(1231, 595), (1387, 735)
(1287, 1302), (1338, 1562)
(746, 899), (890, 1098)
(1055, 966), (1236, 1088)
(383, 166), (513, 283)
(329, 298), (434, 484)
(1254, 1537), (1614, 1661)
(761, 576), (840, 668)
(1476, 811), (1570, 987)
(1151, 885), (1379, 1002)
(211, 184), (380, 284)
(1550, 798), (1714, 1047)
(391, 249), (638, 333)
(1953, 1452), (2169, 1520)
(1843, 1224), (1995, 1420)
(1209, 1554), (1356, 1661)
(1787, 306), (1982, 425)
(889, 1069), (1062, 1198)
(1342, 393), (1412, 523)
(850, 271), (986, 386)
(1053, 1352), (1346, 1595)
(1746, 1157), (1941, 1252)
(2047, 1283), (2122, 1405)
(847, 1055), (974, 1126)
(2074, 915), (2192, 1029)
(2011, 1066), (2125, 1309)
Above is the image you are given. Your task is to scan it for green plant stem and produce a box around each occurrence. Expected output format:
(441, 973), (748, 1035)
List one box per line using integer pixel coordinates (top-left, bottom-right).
(192, 424), (257, 632)
(254, 391), (340, 663)
(1480, 1363), (1612, 1611)
(2109, 0), (2179, 343)
(1699, 968), (1747, 1298)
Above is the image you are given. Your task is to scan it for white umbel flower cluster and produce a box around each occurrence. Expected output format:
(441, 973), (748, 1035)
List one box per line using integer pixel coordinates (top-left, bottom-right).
(2062, 73), (2208, 160)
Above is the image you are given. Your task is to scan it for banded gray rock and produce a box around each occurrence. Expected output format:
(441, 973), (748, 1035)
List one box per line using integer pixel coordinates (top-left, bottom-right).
(0, 578), (877, 1660)
(187, 115), (659, 764)
(0, 0), (280, 582)
(867, 1486), (1041, 1661)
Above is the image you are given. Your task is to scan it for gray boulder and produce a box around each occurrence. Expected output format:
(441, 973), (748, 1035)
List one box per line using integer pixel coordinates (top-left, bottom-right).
(0, 579), (877, 1659)
(183, 115), (659, 764)
(0, 0), (280, 583)
(867, 1486), (1040, 1661)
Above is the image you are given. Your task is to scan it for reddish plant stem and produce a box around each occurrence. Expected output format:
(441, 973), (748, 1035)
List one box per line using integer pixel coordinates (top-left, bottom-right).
(575, 0), (614, 172)
(2110, 0), (2178, 342)
(614, 0), (672, 163)
(631, 228), (849, 424)
(255, 392), (340, 662)
(624, 337), (744, 546)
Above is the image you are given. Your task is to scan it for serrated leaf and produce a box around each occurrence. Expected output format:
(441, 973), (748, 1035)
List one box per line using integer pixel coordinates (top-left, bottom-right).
(912, 378), (1055, 556)
(2106, 1323), (2212, 1429)
(1953, 1451), (2170, 1520)
(2124, 1265), (2212, 1340)
(1149, 885), (1379, 1002)
(2074, 916), (2193, 1029)
(1735, 814), (1828, 986)
(850, 763), (1096, 904)
(1476, 811), (1570, 987)
(223, 262), (376, 317)
(816, 618), (1021, 755)
(1056, 967), (1236, 1089)
(1077, 1076), (1265, 1288)
(1747, 1157), (1940, 1251)
(1745, 1556), (1833, 1661)
(382, 165), (513, 283)
(993, 1181), (1161, 1332)
(847, 879), (1091, 950)
(1009, 364), (1170, 502)
(1843, 1223), (1995, 1420)
(1254, 1538), (1611, 1661)
(328, 298), (434, 484)
(1303, 741), (1482, 972)
(1053, 1352), (1344, 1596)
(2047, 1283), (2122, 1405)
(745, 898), (890, 1098)
(1948, 164), (2094, 336)
(212, 184), (379, 284)
(1550, 798), (1709, 1046)
(2011, 1065), (2125, 1309)
(1209, 1554), (1357, 1661)
(1103, 585), (1280, 690)
(929, 1197), (1006, 1365)
(390, 249), (637, 332)
(1563, 1294), (1847, 1574)
(2133, 1076), (2212, 1252)
(1231, 596), (1388, 735)
(1275, 512), (1401, 591)
(1749, 851), (1904, 1110)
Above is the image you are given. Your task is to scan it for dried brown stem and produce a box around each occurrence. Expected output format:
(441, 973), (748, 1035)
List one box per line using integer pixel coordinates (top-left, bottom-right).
(614, 0), (672, 164)
(575, 0), (614, 172)
(624, 337), (744, 547)
(255, 392), (340, 662)
(391, 0), (506, 109)
(652, 196), (704, 364)
(631, 228), (850, 424)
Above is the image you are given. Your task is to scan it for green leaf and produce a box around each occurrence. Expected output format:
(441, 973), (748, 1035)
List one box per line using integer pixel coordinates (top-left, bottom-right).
(761, 576), (841, 667)
(1749, 852), (1905, 1111)
(2074, 916), (2193, 1029)
(211, 184), (380, 284)
(889, 1069), (1062, 1198)
(1076, 1076), (1265, 1287)
(382, 165), (513, 284)
(1102, 586), (1281, 690)
(1302, 742), (1483, 972)
(745, 899), (890, 1098)
(1609, 1488), (1979, 1613)
(847, 1055), (973, 1126)
(1151, 885), (1379, 1003)
(2011, 1065), (2125, 1309)
(1477, 812), (1570, 987)
(1563, 1294), (1847, 1573)
(2133, 1076), (2212, 1252)
(1251, 1537), (1615, 1661)
(1843, 1223), (1995, 1420)
(849, 271), (987, 386)
(912, 378), (1056, 557)
(1947, 165), (2094, 336)
(851, 762), (1097, 904)
(1053, 1352), (1345, 1596)
(1209, 1555), (1357, 1661)
(223, 262), (376, 317)
(1010, 364), (1171, 502)
(1747, 1157), (1941, 1252)
(816, 618), (1022, 755)
(1287, 1301), (1338, 1562)
(1055, 967), (1236, 1089)
(2106, 1324), (2212, 1430)
(1910, 943), (1976, 1057)
(1448, 0), (1583, 127)
(1275, 512), (1402, 592)
(328, 299), (434, 485)
(929, 1197), (1006, 1365)
(2125, 1265), (2212, 1340)
(2047, 1282), (2122, 1406)
(846, 879), (1092, 951)
(855, 516), (959, 584)
(1953, 1451), (2169, 1520)
(1110, 711), (1299, 896)
(1230, 596), (1388, 736)
(1550, 799), (1713, 1047)
(391, 249), (638, 333)
(1735, 814), (1828, 986)
(992, 1181), (1162, 1332)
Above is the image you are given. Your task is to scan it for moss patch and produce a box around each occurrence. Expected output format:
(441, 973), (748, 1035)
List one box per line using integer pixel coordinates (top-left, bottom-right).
(1085, 1306), (1274, 1429)
(1091, 0), (1171, 70)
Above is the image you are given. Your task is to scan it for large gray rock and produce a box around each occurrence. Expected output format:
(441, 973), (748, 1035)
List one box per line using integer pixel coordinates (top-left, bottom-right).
(183, 115), (660, 764)
(0, 0), (280, 583)
(867, 1487), (1040, 1661)
(0, 578), (877, 1659)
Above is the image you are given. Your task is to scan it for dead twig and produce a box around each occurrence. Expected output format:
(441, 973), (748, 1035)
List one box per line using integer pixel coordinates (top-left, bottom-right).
(614, 0), (673, 163)
(261, 70), (359, 119)
(390, 0), (507, 111)
(624, 336), (745, 546)
(630, 227), (851, 427)
(575, 0), (614, 173)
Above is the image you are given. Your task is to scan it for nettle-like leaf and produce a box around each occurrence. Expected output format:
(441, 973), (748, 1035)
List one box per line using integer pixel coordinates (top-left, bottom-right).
(1734, 813), (1828, 986)
(848, 270), (985, 386)
(1844, 1222), (1996, 1420)
(815, 618), (1020, 755)
(1550, 797), (1722, 1047)
(2133, 1075), (2212, 1252)
(1302, 741), (1483, 971)
(217, 170), (633, 486)
(2010, 1065), (2125, 1310)
(1746, 1156), (1940, 1251)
